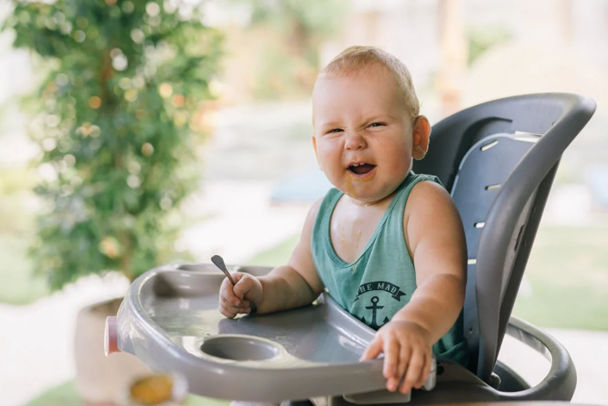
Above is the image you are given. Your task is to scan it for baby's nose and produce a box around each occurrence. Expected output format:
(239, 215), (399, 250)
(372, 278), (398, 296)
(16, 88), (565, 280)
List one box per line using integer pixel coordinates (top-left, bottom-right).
(344, 130), (366, 150)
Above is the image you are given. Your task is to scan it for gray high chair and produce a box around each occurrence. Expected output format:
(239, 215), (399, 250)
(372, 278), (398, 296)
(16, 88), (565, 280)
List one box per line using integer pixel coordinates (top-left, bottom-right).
(409, 92), (596, 402)
(107, 93), (596, 405)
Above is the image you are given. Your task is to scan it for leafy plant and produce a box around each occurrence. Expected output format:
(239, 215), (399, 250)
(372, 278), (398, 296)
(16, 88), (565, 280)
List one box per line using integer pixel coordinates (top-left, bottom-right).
(2, 0), (223, 289)
(467, 25), (511, 65)
(230, 0), (349, 100)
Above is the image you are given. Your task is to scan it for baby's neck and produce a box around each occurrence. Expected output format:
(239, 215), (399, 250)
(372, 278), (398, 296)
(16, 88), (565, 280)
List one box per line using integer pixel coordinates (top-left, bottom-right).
(347, 192), (395, 209)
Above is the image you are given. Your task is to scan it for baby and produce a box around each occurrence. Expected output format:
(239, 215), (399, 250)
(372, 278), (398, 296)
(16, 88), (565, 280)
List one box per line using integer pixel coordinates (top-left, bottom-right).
(219, 46), (469, 395)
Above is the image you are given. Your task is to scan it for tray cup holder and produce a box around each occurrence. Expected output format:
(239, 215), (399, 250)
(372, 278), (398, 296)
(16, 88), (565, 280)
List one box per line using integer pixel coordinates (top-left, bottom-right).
(201, 335), (281, 361)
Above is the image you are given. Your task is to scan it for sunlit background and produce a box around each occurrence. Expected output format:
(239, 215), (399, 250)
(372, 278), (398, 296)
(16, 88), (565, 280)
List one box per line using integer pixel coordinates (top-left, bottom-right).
(1, 0), (607, 405)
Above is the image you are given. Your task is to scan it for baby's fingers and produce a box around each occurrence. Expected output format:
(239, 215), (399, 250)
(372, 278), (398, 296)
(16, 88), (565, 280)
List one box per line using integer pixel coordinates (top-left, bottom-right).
(415, 354), (432, 389)
(360, 336), (383, 361)
(219, 291), (250, 319)
(396, 344), (412, 391)
(400, 350), (425, 394)
(232, 274), (255, 301)
(383, 337), (399, 391)
(220, 279), (243, 307)
(219, 301), (237, 319)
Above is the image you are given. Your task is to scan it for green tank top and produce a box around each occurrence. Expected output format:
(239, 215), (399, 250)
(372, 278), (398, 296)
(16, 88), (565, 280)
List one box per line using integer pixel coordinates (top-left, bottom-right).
(312, 172), (470, 366)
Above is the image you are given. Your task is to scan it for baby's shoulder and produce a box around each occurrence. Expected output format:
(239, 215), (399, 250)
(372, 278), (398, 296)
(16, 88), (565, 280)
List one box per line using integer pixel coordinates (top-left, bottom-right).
(409, 177), (446, 197)
(404, 179), (454, 220)
(302, 197), (324, 227)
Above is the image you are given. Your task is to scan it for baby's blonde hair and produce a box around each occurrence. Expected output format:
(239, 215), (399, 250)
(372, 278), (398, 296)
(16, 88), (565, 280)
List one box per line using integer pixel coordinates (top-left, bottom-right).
(320, 46), (420, 118)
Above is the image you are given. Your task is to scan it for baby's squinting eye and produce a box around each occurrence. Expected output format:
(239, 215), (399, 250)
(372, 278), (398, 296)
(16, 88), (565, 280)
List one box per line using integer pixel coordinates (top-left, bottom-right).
(326, 128), (343, 134)
(368, 122), (386, 128)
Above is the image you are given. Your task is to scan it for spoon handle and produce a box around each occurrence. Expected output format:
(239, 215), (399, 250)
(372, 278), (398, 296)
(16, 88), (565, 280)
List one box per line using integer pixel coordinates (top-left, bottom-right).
(211, 255), (236, 285)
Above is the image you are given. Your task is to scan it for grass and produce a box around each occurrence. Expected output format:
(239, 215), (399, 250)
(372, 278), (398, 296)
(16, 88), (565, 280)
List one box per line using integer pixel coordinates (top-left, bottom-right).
(23, 379), (230, 406)
(512, 225), (608, 330)
(0, 167), (50, 305)
(23, 381), (81, 406)
(246, 233), (300, 266)
(0, 233), (48, 305)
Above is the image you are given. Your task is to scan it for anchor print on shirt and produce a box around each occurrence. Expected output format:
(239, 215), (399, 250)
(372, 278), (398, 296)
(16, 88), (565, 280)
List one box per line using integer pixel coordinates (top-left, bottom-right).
(362, 296), (389, 329)
(355, 281), (407, 329)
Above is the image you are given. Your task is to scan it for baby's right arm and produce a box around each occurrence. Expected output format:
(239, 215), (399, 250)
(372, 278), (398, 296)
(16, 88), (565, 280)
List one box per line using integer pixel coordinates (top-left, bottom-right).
(219, 200), (324, 319)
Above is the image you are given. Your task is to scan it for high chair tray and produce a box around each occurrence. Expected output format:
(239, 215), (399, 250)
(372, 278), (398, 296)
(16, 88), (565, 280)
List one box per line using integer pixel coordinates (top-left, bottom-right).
(110, 263), (443, 403)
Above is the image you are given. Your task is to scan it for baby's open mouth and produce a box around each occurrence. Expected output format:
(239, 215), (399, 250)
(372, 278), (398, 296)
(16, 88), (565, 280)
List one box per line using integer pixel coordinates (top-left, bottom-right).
(348, 163), (376, 175)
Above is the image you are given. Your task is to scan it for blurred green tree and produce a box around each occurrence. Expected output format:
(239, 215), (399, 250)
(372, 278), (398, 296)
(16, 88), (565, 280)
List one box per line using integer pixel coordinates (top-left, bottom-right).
(2, 0), (222, 289)
(231, 0), (350, 100)
(467, 25), (511, 65)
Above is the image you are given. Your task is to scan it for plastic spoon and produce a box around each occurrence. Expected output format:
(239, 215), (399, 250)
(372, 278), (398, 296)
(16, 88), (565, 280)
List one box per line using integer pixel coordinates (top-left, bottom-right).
(211, 255), (257, 314)
(211, 255), (235, 285)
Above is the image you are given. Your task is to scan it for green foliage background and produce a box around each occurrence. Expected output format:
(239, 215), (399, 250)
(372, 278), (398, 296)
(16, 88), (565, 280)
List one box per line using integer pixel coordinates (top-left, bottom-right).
(230, 0), (350, 100)
(2, 0), (223, 289)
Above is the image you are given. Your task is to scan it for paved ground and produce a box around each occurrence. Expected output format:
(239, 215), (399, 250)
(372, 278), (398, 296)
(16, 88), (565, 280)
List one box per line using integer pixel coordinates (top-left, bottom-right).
(0, 274), (130, 406)
(178, 180), (311, 264)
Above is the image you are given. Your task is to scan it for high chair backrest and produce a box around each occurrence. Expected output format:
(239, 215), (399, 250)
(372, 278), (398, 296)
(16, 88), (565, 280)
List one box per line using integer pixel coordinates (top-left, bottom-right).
(412, 93), (596, 383)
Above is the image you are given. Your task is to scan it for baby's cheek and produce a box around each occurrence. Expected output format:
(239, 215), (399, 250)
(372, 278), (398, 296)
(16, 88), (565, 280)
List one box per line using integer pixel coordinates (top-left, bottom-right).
(387, 160), (411, 180)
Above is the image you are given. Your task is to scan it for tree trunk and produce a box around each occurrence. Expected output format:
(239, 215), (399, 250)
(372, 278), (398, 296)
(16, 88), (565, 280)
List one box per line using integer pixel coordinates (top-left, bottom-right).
(437, 0), (468, 118)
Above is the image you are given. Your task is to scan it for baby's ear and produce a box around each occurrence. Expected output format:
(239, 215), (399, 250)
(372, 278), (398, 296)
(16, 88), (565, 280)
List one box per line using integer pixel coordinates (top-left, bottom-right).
(412, 115), (431, 160)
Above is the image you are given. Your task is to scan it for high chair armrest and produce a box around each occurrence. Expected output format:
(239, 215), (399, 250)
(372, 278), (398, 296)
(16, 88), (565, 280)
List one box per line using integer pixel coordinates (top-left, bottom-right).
(498, 315), (577, 401)
(329, 316), (577, 405)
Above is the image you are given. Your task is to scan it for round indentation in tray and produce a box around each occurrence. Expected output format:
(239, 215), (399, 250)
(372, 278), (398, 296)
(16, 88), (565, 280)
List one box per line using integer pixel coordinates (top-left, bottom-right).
(177, 263), (219, 272)
(201, 335), (281, 361)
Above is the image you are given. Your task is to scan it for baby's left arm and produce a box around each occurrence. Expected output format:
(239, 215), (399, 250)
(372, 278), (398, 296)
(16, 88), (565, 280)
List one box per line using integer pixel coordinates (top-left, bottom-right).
(361, 180), (467, 394)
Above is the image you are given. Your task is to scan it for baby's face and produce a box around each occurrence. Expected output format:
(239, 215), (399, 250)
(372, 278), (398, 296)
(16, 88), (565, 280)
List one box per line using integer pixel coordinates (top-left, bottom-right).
(312, 65), (427, 205)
